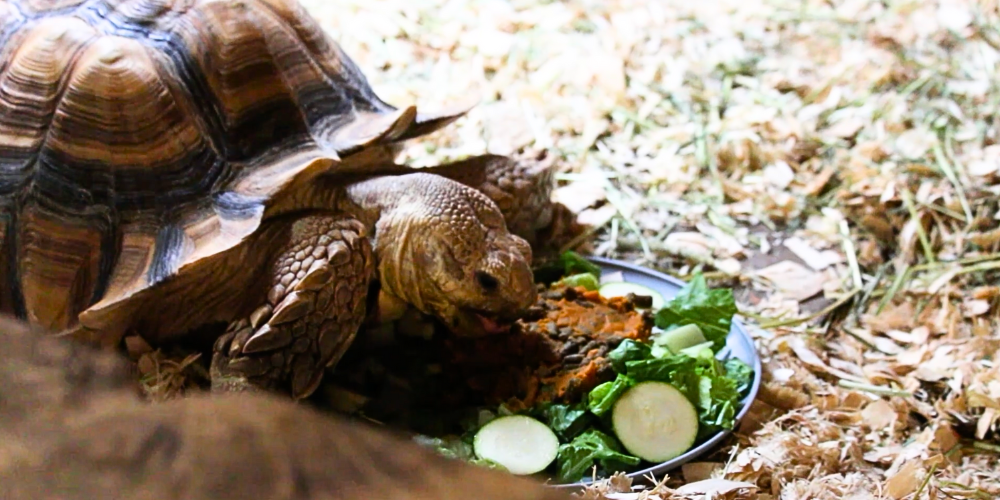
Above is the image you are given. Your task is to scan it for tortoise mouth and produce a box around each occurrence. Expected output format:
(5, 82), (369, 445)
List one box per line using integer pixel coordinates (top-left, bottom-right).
(472, 312), (512, 335)
(447, 308), (519, 336)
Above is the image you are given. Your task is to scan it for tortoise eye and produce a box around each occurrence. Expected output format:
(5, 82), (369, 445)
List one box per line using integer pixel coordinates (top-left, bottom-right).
(475, 271), (499, 291)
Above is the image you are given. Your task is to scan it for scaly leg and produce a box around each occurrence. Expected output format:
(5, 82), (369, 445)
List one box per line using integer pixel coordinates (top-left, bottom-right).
(210, 214), (374, 399)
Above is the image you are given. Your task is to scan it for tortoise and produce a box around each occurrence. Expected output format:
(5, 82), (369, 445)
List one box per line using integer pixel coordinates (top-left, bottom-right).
(0, 314), (574, 500)
(0, 0), (560, 399)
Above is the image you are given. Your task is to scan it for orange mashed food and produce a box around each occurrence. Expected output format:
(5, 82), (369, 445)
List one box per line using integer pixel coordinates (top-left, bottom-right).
(438, 285), (654, 411)
(326, 282), (655, 424)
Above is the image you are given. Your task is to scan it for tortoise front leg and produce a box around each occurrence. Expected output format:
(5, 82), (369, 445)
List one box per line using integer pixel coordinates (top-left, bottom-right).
(210, 215), (374, 400)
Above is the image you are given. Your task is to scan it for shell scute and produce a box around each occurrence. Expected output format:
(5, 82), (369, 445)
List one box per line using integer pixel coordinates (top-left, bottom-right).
(41, 35), (220, 214)
(177, 1), (314, 161)
(0, 16), (95, 190)
(0, 0), (471, 336)
(15, 201), (107, 331)
(17, 0), (89, 15)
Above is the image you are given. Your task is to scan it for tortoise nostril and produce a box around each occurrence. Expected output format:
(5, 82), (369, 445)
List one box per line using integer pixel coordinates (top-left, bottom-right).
(475, 270), (499, 291)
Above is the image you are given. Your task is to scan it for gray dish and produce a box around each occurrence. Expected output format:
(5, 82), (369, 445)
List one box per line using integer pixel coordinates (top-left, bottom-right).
(550, 257), (762, 490)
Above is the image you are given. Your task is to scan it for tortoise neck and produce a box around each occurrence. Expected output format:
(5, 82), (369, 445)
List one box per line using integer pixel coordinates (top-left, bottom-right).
(339, 173), (439, 313)
(338, 174), (411, 226)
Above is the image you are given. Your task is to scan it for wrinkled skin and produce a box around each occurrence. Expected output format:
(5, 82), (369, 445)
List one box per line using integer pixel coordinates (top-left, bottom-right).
(351, 172), (538, 335)
(353, 152), (585, 330)
(0, 314), (574, 500)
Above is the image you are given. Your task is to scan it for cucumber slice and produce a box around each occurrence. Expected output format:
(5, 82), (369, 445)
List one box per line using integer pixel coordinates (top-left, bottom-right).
(473, 416), (559, 475)
(600, 271), (625, 284)
(650, 344), (671, 359)
(654, 324), (708, 354)
(598, 282), (667, 310)
(611, 381), (699, 463)
(678, 341), (715, 358)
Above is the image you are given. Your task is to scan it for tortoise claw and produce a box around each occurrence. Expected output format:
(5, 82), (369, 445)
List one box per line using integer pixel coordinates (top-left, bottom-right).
(241, 324), (292, 354)
(269, 291), (314, 325)
(249, 304), (273, 330)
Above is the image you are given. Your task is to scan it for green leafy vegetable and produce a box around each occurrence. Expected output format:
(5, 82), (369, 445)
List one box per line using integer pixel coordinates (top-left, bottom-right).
(624, 353), (697, 382)
(724, 358), (754, 396)
(681, 349), (743, 438)
(413, 435), (475, 461)
(558, 272), (600, 291)
(469, 457), (509, 471)
(587, 374), (635, 417)
(621, 349), (744, 438)
(559, 251), (602, 278)
(555, 430), (640, 483)
(540, 403), (592, 440)
(608, 339), (652, 374)
(695, 371), (740, 438)
(418, 268), (754, 484)
(655, 272), (737, 351)
(554, 442), (595, 483)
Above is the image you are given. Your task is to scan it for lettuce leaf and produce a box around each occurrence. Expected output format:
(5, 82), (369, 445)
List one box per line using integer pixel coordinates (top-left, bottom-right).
(608, 339), (652, 374)
(654, 272), (737, 351)
(555, 429), (640, 483)
(559, 251), (602, 278)
(724, 358), (754, 397)
(621, 349), (744, 438)
(624, 354), (697, 383)
(558, 272), (601, 291)
(540, 403), (593, 441)
(587, 374), (635, 417)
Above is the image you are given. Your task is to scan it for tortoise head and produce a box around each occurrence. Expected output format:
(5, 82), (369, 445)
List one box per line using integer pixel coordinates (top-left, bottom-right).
(369, 173), (537, 336)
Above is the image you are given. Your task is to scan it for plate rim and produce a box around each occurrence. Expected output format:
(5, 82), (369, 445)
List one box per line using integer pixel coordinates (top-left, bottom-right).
(548, 256), (763, 489)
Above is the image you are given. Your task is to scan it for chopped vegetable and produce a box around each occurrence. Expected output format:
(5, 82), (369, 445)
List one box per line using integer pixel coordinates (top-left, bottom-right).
(473, 416), (560, 475)
(654, 323), (709, 354)
(557, 272), (600, 291)
(598, 281), (667, 310)
(414, 434), (475, 461)
(587, 373), (635, 417)
(623, 354), (697, 382)
(539, 403), (592, 441)
(599, 271), (624, 284)
(611, 381), (699, 462)
(655, 272), (737, 351)
(341, 258), (754, 485)
(555, 429), (640, 483)
(725, 358), (755, 396)
(678, 341), (716, 358)
(559, 251), (602, 278)
(637, 348), (745, 439)
(608, 339), (652, 373)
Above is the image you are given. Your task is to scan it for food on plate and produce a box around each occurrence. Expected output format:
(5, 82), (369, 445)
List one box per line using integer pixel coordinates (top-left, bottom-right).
(611, 381), (699, 462)
(324, 252), (755, 484)
(473, 416), (560, 475)
(654, 323), (709, 355)
(597, 282), (667, 310)
(327, 277), (657, 420)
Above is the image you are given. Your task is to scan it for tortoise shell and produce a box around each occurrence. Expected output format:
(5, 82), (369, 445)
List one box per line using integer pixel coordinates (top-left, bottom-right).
(0, 0), (468, 333)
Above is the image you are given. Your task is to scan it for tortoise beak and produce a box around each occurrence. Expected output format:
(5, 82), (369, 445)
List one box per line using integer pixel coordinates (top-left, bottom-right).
(444, 308), (519, 337)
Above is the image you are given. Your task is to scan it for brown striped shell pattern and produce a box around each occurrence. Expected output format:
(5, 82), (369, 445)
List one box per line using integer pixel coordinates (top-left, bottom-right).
(0, 0), (468, 335)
